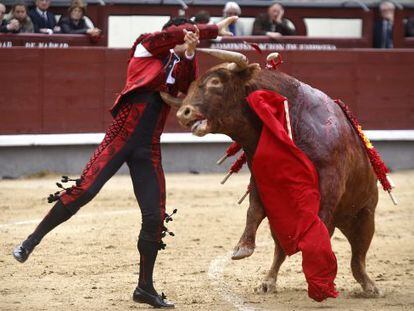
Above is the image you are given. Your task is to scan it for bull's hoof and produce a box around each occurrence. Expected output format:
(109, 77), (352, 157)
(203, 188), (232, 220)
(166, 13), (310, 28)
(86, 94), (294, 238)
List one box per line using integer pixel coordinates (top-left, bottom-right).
(352, 284), (384, 298)
(362, 285), (383, 298)
(254, 278), (277, 294)
(231, 244), (254, 260)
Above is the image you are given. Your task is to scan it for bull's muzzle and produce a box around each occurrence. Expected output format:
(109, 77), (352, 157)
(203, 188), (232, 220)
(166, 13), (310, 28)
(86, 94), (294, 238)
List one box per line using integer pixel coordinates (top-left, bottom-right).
(176, 105), (197, 127)
(176, 104), (211, 136)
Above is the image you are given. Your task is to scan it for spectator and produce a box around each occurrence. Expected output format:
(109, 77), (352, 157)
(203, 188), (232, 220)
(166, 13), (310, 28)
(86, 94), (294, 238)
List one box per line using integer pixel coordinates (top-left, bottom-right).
(0, 2), (4, 20)
(58, 4), (101, 36)
(405, 17), (414, 37)
(5, 2), (34, 33)
(373, 1), (395, 48)
(29, 0), (60, 34)
(222, 2), (245, 36)
(0, 3), (6, 26)
(69, 0), (95, 29)
(193, 10), (210, 24)
(252, 2), (295, 38)
(0, 2), (20, 32)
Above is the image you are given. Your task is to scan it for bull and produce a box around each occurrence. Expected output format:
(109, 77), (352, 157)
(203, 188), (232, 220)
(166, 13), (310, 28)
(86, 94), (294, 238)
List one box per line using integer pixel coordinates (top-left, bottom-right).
(161, 49), (381, 297)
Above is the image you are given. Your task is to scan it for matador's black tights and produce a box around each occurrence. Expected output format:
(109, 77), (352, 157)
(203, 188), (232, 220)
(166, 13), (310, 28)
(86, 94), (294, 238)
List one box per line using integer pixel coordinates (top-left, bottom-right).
(137, 239), (159, 295)
(17, 92), (170, 296)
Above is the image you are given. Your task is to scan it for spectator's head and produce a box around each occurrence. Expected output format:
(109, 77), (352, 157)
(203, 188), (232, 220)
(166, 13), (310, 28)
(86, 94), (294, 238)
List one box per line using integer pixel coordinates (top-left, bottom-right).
(68, 4), (86, 21)
(11, 2), (28, 23)
(223, 2), (241, 18)
(379, 1), (395, 22)
(268, 2), (284, 22)
(0, 3), (6, 21)
(194, 10), (210, 24)
(36, 0), (51, 11)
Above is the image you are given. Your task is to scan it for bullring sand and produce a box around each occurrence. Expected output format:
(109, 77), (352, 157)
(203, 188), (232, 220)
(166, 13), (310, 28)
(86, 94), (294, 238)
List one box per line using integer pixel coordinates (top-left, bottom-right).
(0, 171), (413, 310)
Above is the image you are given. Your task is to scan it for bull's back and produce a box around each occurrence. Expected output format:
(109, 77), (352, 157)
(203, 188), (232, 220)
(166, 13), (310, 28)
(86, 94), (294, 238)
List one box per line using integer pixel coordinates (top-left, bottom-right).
(256, 70), (359, 166)
(254, 70), (378, 218)
(294, 81), (377, 217)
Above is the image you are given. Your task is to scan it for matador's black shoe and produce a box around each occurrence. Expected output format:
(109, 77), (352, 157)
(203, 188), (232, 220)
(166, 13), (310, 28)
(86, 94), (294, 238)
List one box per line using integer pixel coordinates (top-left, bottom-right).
(12, 235), (40, 263)
(133, 287), (175, 309)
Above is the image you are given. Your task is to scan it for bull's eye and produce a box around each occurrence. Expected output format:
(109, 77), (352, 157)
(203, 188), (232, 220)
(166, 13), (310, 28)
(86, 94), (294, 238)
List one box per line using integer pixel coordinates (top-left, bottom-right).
(207, 77), (222, 90)
(211, 78), (220, 85)
(201, 75), (223, 94)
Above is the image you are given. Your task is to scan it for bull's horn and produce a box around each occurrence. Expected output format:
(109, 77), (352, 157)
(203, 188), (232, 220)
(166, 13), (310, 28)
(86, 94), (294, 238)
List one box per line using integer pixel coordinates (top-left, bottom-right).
(197, 48), (249, 71)
(160, 92), (183, 109)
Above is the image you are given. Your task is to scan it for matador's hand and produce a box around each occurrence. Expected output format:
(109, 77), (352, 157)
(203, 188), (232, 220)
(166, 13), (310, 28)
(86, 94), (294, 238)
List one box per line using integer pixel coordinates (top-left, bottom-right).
(183, 25), (200, 58)
(217, 16), (238, 36)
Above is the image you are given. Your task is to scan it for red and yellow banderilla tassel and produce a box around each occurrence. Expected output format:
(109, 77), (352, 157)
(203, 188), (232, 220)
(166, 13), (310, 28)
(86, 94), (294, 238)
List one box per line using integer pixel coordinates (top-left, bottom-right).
(216, 142), (242, 165)
(334, 99), (397, 205)
(221, 152), (251, 204)
(221, 152), (247, 184)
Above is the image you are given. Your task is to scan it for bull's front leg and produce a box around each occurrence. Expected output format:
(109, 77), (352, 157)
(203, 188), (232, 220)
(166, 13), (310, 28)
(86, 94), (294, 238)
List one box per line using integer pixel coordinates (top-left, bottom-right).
(232, 179), (266, 260)
(255, 231), (286, 293)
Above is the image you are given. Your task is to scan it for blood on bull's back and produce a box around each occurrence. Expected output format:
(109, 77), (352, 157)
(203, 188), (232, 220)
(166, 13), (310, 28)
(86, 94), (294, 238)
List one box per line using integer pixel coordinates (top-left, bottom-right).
(261, 70), (378, 223)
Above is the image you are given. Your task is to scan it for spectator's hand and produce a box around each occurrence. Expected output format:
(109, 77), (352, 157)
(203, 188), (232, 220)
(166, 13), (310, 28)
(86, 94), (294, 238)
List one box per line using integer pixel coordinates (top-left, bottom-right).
(183, 26), (199, 58)
(94, 28), (102, 36)
(217, 16), (238, 36)
(40, 28), (53, 34)
(266, 31), (282, 39)
(53, 26), (61, 33)
(87, 28), (101, 37)
(7, 19), (20, 31)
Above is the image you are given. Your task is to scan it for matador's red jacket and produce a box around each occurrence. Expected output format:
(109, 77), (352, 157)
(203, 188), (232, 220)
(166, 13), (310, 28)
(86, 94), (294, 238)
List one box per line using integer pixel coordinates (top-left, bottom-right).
(110, 23), (219, 116)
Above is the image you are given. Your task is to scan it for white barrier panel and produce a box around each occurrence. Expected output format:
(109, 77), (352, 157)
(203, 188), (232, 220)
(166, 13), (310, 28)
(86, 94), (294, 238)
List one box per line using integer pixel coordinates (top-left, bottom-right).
(0, 131), (413, 147)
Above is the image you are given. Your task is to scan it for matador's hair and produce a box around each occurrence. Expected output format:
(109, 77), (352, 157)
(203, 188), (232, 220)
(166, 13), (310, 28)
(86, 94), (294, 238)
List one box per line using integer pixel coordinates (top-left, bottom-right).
(162, 17), (195, 30)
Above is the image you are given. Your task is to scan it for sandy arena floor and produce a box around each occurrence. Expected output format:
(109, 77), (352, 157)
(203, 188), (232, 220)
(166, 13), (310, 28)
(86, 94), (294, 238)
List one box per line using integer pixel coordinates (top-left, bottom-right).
(0, 171), (413, 311)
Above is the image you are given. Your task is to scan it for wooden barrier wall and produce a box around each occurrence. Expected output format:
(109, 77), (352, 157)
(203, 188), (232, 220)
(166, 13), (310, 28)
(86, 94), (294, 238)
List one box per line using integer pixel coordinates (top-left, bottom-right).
(0, 33), (105, 47)
(0, 47), (413, 134)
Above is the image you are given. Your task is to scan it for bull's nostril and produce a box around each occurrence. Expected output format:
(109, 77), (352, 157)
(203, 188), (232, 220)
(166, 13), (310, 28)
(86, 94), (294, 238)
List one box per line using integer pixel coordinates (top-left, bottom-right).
(184, 108), (191, 117)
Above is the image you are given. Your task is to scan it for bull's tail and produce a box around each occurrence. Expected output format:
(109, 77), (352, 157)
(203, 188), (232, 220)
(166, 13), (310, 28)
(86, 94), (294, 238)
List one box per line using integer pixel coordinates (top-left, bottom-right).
(334, 100), (395, 198)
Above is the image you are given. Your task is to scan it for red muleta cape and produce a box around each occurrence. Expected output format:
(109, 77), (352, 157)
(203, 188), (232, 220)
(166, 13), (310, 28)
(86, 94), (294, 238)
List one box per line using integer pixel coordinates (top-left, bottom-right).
(247, 90), (338, 302)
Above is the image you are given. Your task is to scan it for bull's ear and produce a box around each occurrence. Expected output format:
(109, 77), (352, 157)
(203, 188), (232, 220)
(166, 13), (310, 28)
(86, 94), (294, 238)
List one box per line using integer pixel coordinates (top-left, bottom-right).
(248, 63), (261, 72)
(237, 63), (261, 81)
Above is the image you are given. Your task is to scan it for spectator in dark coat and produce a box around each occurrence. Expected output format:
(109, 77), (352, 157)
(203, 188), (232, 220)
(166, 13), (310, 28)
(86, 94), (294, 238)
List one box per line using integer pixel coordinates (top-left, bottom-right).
(373, 1), (395, 48)
(406, 17), (414, 37)
(252, 2), (295, 38)
(58, 4), (101, 36)
(69, 0), (95, 29)
(29, 0), (60, 34)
